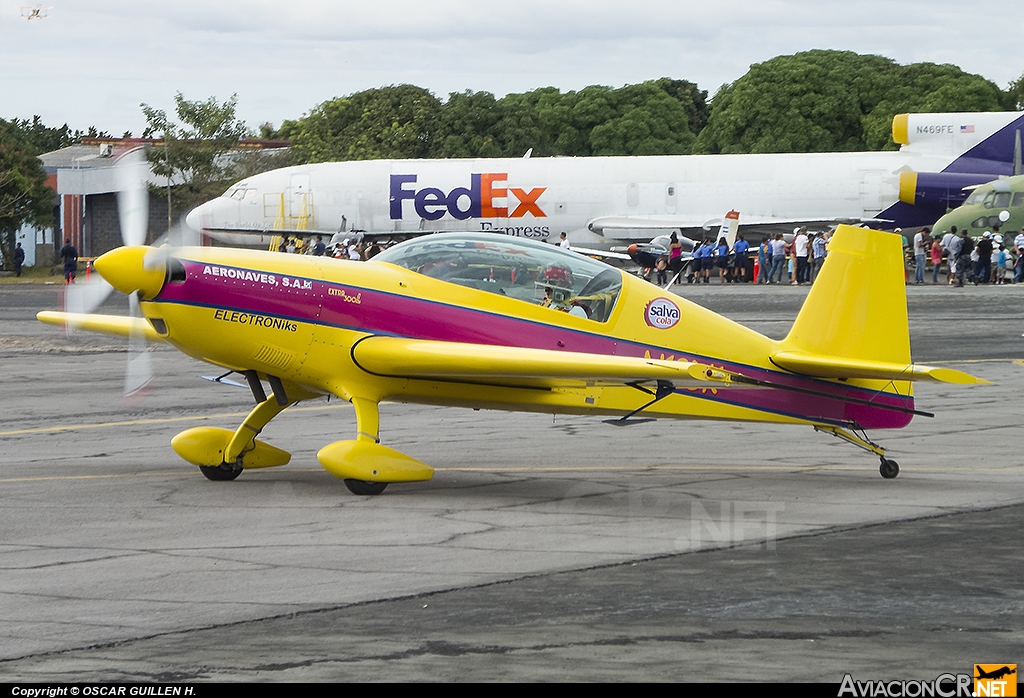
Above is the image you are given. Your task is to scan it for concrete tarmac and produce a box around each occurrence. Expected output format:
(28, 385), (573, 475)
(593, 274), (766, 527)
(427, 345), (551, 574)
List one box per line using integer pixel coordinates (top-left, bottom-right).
(0, 282), (1022, 681)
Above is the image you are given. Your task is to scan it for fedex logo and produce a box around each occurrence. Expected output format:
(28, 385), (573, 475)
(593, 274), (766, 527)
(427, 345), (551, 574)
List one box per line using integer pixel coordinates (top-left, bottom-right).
(390, 173), (546, 221)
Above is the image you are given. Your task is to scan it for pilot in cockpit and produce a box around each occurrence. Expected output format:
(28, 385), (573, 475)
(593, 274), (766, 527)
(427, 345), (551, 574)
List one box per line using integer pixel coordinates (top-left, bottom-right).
(536, 263), (587, 317)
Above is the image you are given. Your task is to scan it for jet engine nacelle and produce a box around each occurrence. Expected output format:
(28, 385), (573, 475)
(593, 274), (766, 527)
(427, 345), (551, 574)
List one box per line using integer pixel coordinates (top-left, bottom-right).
(897, 171), (998, 208)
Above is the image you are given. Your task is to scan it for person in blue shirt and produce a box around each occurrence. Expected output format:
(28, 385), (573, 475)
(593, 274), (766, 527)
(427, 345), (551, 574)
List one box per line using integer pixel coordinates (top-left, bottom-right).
(715, 236), (730, 283)
(810, 231), (828, 282)
(698, 239), (713, 284)
(732, 234), (750, 283)
(14, 242), (25, 277)
(60, 238), (78, 283)
(757, 237), (771, 284)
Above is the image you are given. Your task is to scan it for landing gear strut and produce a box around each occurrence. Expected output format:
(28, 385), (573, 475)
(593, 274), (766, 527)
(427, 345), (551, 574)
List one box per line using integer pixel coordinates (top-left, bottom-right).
(814, 425), (899, 479)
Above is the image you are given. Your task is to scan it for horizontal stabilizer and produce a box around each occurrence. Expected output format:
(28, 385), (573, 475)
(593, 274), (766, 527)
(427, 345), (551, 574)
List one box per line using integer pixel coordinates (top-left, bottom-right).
(771, 351), (988, 384)
(37, 311), (166, 343)
(351, 336), (736, 388)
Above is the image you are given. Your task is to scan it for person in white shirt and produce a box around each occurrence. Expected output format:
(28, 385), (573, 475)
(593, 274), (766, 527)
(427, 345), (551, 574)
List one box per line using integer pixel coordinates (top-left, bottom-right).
(793, 227), (809, 284)
(558, 232), (571, 250)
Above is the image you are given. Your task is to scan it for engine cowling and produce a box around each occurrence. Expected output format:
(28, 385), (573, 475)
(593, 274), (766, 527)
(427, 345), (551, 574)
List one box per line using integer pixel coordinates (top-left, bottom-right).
(897, 171), (997, 208)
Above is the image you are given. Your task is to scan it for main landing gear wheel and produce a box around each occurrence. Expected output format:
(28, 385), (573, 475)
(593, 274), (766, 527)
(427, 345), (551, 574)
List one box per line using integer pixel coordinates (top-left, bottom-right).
(199, 463), (243, 481)
(879, 458), (900, 479)
(344, 479), (388, 496)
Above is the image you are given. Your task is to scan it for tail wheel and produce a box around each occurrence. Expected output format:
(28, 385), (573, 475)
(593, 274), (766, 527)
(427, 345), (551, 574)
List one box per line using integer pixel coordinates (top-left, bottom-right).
(344, 479), (388, 496)
(199, 462), (243, 481)
(879, 458), (900, 479)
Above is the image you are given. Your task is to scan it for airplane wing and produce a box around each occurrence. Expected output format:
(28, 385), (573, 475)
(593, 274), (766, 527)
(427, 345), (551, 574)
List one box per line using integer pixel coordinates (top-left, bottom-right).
(37, 311), (167, 343)
(569, 246), (634, 261)
(587, 214), (870, 239)
(351, 336), (736, 389)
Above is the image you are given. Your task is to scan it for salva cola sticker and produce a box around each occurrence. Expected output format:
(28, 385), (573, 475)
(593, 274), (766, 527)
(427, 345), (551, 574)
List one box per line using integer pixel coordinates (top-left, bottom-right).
(645, 298), (680, 329)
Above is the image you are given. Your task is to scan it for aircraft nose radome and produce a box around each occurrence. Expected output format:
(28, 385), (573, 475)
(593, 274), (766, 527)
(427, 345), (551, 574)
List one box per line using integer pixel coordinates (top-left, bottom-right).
(184, 205), (203, 232)
(94, 246), (166, 300)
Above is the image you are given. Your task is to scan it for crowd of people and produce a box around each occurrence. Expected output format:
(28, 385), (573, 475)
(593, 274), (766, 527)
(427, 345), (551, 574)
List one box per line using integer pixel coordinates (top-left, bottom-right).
(52, 225), (1024, 288)
(656, 224), (1024, 287)
(753, 227), (828, 285)
(658, 227), (831, 286)
(276, 234), (390, 261)
(911, 225), (1022, 287)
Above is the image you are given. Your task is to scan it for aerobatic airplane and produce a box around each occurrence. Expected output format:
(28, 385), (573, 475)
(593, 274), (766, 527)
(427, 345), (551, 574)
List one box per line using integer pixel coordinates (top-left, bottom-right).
(186, 111), (1024, 248)
(40, 223), (985, 494)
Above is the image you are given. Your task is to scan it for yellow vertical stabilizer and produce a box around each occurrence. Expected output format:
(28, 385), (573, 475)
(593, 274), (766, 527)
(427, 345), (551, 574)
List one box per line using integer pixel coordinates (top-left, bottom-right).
(778, 225), (910, 369)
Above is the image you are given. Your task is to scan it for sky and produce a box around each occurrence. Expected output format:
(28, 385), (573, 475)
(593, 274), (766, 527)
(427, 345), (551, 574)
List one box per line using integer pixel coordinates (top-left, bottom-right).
(2, 0), (1022, 137)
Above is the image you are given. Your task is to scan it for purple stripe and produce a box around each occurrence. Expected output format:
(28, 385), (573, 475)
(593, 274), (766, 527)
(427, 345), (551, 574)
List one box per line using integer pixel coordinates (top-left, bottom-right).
(160, 260), (914, 430)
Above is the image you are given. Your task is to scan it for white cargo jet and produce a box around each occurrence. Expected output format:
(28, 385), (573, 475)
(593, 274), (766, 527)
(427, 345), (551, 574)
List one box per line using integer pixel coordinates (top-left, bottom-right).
(186, 111), (1024, 246)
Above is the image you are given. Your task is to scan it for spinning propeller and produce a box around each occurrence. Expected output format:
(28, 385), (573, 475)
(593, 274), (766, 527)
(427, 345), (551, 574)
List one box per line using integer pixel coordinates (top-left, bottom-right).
(62, 148), (197, 400)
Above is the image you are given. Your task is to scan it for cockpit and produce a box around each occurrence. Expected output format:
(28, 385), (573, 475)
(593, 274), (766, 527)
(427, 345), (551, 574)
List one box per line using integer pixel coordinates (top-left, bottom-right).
(222, 186), (257, 201)
(964, 189), (1024, 209)
(375, 233), (624, 323)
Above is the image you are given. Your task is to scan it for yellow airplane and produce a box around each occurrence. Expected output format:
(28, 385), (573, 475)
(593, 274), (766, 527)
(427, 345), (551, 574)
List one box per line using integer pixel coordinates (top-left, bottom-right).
(38, 225), (984, 494)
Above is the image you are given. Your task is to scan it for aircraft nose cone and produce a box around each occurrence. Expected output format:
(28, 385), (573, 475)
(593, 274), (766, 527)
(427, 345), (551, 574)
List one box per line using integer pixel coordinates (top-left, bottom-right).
(95, 246), (166, 300)
(184, 205), (203, 233)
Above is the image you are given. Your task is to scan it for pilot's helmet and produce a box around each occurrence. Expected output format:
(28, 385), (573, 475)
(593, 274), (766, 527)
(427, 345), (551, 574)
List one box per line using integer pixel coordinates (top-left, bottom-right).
(541, 263), (574, 288)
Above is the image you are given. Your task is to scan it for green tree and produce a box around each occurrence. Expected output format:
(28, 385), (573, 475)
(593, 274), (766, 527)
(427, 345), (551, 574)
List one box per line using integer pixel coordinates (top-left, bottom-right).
(697, 50), (1012, 154)
(141, 93), (253, 221)
(0, 120), (53, 270)
(697, 51), (888, 154)
(283, 79), (705, 162)
(1005, 72), (1023, 111)
(1, 116), (113, 156)
(491, 81), (700, 158)
(652, 78), (709, 133)
(490, 87), (561, 157)
(588, 82), (697, 155)
(432, 90), (506, 158)
(279, 85), (442, 163)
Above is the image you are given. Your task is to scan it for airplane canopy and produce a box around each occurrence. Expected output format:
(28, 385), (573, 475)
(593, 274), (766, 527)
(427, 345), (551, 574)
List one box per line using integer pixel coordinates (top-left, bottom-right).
(375, 233), (624, 323)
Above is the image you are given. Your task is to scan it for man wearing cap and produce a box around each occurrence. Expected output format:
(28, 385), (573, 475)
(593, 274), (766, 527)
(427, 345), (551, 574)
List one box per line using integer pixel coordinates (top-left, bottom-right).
(975, 232), (993, 284)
